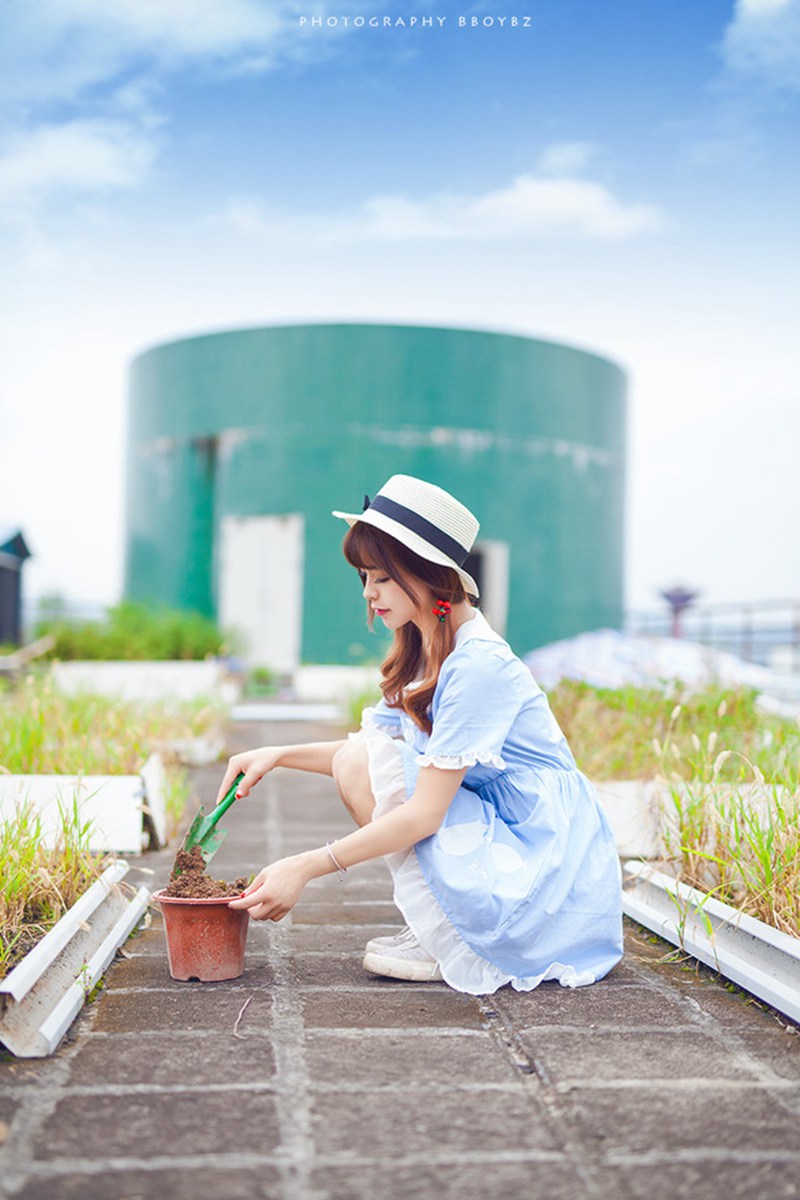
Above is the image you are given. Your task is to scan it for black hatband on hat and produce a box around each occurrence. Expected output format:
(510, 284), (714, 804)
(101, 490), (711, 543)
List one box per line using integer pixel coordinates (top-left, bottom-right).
(366, 495), (470, 566)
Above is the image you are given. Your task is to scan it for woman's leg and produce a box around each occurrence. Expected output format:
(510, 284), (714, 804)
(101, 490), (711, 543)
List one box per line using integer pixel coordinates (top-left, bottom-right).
(331, 735), (376, 827)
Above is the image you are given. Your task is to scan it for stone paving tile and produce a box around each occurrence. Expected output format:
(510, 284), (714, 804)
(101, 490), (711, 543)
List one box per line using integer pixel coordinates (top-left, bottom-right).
(0, 1056), (61, 1088)
(519, 1028), (763, 1084)
(90, 984), (273, 1034)
(120, 924), (174, 957)
(304, 875), (395, 900)
(286, 923), (401, 953)
(618, 1158), (800, 1200)
(292, 901), (403, 925)
(310, 1086), (558, 1156)
(101, 953), (272, 990)
(732, 1028), (800, 1079)
(13, 1165), (284, 1200)
(288, 954), (390, 987)
(560, 1085), (800, 1155)
(279, 829), (363, 851)
(7, 721), (800, 1200)
(305, 857), (393, 880)
(304, 1029), (517, 1087)
(594, 957), (652, 985)
(678, 980), (793, 1031)
(276, 798), (346, 820)
(310, 1159), (614, 1200)
(33, 1090), (280, 1160)
(68, 1031), (276, 1087)
(0, 1092), (18, 1126)
(300, 987), (483, 1029)
(493, 981), (694, 1029)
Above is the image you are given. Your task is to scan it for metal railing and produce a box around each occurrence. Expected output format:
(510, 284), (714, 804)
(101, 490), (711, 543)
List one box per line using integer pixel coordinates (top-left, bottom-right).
(627, 599), (800, 675)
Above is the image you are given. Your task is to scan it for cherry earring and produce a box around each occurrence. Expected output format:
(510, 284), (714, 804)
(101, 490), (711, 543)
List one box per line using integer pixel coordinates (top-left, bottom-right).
(432, 600), (452, 622)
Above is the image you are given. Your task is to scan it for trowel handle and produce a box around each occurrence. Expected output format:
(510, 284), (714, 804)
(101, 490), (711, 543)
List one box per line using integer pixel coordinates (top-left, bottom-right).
(211, 772), (245, 824)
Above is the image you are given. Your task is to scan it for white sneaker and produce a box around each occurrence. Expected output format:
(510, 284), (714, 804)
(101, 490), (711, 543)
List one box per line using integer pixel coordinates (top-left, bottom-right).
(364, 925), (415, 955)
(363, 939), (443, 982)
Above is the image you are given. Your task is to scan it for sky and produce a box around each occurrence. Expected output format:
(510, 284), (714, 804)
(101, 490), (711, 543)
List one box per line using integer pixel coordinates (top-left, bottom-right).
(0, 0), (798, 623)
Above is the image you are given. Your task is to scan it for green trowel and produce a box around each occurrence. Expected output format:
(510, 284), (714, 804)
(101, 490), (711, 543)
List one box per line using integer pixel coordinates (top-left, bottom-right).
(176, 772), (244, 872)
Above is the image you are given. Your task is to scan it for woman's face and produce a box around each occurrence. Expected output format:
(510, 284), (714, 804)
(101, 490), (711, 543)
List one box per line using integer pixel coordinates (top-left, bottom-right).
(359, 566), (427, 631)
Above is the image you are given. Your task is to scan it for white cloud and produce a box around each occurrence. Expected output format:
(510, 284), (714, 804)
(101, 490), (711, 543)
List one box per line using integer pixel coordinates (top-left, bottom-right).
(0, 119), (157, 204)
(536, 142), (599, 175)
(0, 0), (364, 221)
(721, 0), (800, 88)
(464, 174), (662, 239)
(215, 171), (664, 243)
(0, 0), (354, 107)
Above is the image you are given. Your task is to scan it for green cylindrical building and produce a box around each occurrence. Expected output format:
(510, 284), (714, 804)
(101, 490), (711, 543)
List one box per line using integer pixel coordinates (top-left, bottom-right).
(125, 323), (626, 672)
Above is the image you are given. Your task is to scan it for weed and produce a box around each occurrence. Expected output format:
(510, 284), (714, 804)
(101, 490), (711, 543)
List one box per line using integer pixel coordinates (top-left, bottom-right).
(651, 698), (800, 938)
(548, 680), (799, 784)
(162, 766), (190, 841)
(0, 679), (218, 974)
(0, 798), (112, 980)
(0, 674), (227, 776)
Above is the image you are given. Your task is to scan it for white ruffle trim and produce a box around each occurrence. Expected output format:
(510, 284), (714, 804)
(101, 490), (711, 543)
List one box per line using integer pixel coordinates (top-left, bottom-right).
(363, 724), (596, 996)
(415, 749), (507, 771)
(360, 705), (404, 739)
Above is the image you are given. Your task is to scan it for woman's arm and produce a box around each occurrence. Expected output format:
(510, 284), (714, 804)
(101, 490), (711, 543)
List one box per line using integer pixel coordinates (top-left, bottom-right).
(322, 763), (468, 866)
(230, 764), (467, 920)
(215, 739), (347, 804)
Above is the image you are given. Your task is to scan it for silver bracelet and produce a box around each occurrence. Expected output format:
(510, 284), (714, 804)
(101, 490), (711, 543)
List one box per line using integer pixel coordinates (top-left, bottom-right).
(325, 842), (347, 880)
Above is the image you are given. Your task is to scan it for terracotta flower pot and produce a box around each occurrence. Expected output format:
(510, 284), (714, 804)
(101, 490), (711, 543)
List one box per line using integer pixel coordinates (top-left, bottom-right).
(153, 890), (250, 981)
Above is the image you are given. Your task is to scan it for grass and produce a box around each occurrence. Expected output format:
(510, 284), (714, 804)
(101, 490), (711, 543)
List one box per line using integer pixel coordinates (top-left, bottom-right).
(344, 678), (798, 791)
(4, 671), (795, 968)
(548, 679), (798, 784)
(0, 677), (229, 974)
(657, 730), (800, 939)
(0, 796), (113, 979)
(546, 681), (800, 938)
(555, 685), (800, 939)
(0, 673), (228, 776)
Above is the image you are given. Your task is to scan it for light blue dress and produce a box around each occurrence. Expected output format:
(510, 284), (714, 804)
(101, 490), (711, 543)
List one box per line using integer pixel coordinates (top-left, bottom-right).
(362, 609), (623, 995)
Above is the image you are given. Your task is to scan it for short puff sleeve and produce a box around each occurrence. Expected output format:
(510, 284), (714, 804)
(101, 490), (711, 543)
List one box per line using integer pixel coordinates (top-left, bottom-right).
(416, 643), (523, 770)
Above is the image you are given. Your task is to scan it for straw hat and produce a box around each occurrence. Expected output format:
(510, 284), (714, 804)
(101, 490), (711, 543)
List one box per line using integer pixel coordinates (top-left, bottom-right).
(333, 474), (480, 597)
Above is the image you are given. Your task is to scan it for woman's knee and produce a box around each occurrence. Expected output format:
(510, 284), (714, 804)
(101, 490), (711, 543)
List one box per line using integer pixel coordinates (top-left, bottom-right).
(332, 736), (367, 793)
(332, 737), (374, 823)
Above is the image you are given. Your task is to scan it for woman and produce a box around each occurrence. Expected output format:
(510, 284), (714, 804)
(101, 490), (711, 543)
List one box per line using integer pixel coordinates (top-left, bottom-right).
(222, 474), (623, 994)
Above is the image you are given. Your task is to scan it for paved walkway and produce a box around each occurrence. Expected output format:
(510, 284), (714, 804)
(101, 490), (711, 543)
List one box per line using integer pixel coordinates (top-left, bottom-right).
(2, 715), (800, 1200)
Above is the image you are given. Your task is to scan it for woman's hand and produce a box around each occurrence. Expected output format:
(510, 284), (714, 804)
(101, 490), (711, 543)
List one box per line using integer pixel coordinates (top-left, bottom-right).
(229, 853), (318, 922)
(215, 746), (284, 805)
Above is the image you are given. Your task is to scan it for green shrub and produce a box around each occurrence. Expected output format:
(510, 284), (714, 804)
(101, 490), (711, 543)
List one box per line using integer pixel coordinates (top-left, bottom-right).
(35, 600), (226, 661)
(244, 665), (277, 697)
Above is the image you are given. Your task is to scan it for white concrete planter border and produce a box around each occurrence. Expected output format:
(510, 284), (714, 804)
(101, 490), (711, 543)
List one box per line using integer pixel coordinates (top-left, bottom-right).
(0, 861), (150, 1057)
(51, 659), (240, 705)
(595, 779), (787, 861)
(293, 664), (381, 704)
(0, 753), (167, 855)
(622, 859), (800, 1024)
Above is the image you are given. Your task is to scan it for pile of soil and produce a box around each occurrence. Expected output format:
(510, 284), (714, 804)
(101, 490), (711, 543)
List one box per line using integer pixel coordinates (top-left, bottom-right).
(162, 844), (249, 899)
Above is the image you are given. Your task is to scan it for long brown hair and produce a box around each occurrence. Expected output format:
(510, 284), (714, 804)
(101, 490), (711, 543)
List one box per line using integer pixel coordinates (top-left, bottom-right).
(342, 522), (476, 733)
